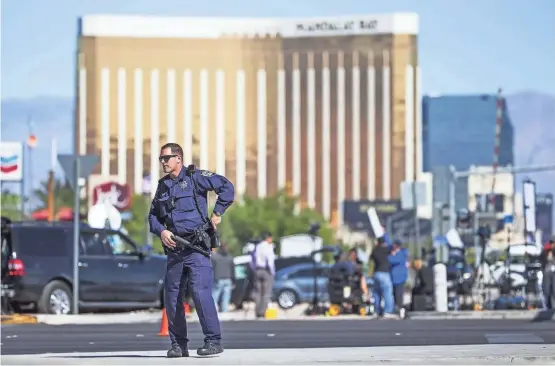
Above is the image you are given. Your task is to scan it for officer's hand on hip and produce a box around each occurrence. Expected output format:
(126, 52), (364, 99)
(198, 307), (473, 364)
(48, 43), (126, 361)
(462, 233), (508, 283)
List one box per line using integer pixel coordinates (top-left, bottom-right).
(160, 230), (176, 249)
(210, 213), (221, 229)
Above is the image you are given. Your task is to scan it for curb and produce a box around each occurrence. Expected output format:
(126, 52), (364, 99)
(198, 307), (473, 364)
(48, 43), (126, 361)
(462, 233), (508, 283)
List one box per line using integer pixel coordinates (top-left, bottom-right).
(1, 314), (38, 324)
(407, 309), (555, 321)
(35, 313), (163, 326)
(15, 309), (555, 325)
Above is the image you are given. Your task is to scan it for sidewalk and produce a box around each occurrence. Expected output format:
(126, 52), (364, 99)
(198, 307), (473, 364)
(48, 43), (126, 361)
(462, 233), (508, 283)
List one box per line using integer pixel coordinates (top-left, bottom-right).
(408, 309), (555, 320)
(2, 344), (554, 365)
(31, 303), (309, 325)
(33, 311), (163, 325)
(4, 306), (553, 325)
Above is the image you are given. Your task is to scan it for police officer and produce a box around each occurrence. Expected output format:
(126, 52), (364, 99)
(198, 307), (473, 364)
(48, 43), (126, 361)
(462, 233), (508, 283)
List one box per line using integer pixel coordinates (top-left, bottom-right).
(149, 143), (235, 358)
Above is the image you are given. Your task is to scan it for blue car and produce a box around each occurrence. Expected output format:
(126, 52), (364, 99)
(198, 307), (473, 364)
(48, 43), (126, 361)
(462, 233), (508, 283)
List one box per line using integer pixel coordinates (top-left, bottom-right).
(272, 262), (375, 310)
(272, 262), (332, 309)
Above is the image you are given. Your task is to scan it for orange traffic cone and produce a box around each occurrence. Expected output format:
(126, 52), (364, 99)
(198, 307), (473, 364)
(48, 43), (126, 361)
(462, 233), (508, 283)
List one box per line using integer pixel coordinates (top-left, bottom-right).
(158, 309), (169, 336)
(159, 304), (190, 336)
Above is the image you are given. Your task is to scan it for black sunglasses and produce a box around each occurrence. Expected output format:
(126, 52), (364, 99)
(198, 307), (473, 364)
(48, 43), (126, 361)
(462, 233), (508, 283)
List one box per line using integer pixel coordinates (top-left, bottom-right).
(159, 154), (177, 163)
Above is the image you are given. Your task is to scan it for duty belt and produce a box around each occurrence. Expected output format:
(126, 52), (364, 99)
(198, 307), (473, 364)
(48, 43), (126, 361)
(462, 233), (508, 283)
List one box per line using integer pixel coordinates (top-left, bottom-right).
(170, 222), (214, 257)
(172, 235), (211, 257)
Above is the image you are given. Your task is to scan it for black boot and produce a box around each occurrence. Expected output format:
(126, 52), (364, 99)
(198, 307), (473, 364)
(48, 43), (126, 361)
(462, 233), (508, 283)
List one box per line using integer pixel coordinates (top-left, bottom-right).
(167, 345), (189, 358)
(197, 341), (223, 356)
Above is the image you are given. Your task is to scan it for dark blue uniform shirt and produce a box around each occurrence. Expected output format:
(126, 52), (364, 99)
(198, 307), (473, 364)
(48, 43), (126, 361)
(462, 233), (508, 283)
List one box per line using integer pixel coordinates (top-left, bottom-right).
(148, 166), (235, 237)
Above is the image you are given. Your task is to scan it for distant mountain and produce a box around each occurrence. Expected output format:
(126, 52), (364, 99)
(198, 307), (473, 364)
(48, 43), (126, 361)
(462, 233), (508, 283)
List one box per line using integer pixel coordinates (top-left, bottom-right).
(505, 91), (555, 195)
(1, 96), (74, 125)
(1, 96), (74, 208)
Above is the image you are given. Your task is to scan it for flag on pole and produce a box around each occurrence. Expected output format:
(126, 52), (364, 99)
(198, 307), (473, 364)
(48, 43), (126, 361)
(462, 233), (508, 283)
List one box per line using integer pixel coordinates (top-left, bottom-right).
(27, 117), (37, 148)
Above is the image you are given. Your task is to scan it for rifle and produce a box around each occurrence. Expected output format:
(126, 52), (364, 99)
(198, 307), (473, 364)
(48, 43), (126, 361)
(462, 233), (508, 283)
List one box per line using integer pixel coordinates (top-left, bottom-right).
(171, 235), (212, 257)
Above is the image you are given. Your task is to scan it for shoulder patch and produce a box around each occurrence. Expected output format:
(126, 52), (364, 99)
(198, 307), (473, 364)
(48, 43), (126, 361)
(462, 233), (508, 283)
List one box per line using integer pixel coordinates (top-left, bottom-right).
(199, 170), (214, 177)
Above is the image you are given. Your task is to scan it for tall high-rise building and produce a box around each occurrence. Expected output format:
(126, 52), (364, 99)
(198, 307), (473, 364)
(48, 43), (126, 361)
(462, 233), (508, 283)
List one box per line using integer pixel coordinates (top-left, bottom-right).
(422, 95), (515, 213)
(422, 94), (515, 172)
(76, 13), (421, 221)
(536, 193), (553, 244)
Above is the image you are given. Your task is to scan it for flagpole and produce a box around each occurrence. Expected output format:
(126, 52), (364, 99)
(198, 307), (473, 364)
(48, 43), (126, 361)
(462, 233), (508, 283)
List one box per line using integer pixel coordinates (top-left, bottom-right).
(72, 24), (84, 315)
(27, 116), (34, 201)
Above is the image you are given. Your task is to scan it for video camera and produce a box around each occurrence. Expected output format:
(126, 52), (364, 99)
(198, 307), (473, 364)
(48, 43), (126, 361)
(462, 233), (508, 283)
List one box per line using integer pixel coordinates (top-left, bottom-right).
(326, 256), (374, 316)
(477, 224), (492, 241)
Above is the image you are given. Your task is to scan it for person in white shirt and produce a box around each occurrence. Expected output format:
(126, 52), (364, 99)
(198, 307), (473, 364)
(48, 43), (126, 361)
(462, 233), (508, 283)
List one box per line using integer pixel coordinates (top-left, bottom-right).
(250, 232), (276, 318)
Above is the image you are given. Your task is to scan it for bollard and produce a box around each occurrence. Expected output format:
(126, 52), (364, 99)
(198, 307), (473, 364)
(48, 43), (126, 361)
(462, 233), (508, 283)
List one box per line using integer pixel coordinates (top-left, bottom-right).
(434, 263), (448, 312)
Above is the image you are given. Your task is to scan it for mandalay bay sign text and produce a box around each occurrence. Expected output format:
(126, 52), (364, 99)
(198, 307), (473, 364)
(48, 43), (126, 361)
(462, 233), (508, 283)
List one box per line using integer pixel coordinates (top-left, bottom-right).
(295, 19), (379, 35)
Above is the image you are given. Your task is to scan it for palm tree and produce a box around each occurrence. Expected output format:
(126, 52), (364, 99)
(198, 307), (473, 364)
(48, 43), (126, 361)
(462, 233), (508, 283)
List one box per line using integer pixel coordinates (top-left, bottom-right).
(33, 178), (86, 213)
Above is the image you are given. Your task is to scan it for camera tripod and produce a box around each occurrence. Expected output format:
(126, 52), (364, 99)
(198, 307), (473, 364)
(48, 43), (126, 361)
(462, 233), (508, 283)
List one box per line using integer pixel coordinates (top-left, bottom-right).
(472, 227), (511, 308)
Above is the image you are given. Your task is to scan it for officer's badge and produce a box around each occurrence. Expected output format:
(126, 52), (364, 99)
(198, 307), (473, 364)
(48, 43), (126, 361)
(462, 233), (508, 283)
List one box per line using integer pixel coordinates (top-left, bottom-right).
(179, 181), (187, 189)
(200, 170), (214, 177)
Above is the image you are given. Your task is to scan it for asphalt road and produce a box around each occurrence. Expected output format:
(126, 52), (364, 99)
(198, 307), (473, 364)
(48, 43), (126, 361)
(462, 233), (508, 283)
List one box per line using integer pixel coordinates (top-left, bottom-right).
(1, 319), (554, 356)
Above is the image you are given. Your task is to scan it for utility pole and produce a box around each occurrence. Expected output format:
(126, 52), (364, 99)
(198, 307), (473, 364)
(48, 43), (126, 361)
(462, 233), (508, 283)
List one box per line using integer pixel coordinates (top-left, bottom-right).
(47, 139), (57, 221)
(488, 88), (504, 213)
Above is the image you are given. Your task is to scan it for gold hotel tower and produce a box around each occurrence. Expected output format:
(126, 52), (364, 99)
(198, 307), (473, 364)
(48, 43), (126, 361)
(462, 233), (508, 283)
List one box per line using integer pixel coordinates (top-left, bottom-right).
(76, 13), (422, 222)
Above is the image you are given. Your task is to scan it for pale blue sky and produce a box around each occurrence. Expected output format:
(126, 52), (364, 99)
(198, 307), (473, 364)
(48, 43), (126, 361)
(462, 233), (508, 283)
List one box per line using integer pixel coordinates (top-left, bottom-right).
(2, 0), (555, 99)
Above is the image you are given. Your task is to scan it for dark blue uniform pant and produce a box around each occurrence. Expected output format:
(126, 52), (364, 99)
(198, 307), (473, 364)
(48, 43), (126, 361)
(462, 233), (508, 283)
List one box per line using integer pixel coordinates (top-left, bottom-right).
(165, 248), (221, 349)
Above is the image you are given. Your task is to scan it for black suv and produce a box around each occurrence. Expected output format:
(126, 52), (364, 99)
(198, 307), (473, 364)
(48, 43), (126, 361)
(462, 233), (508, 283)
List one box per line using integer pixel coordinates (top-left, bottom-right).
(1, 217), (167, 314)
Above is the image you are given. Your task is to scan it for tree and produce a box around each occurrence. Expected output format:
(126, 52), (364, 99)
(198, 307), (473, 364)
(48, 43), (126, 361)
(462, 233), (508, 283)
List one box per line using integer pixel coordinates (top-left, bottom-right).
(217, 189), (336, 256)
(123, 194), (164, 254)
(116, 189), (338, 257)
(1, 190), (25, 220)
(124, 194), (150, 245)
(33, 177), (86, 213)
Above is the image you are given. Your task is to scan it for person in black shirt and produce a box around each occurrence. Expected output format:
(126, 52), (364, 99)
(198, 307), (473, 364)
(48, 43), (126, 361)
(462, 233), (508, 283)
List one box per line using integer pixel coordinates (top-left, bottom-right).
(370, 237), (396, 318)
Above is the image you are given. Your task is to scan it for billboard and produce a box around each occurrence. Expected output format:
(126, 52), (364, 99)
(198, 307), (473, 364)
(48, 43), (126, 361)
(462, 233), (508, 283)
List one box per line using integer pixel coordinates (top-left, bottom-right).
(343, 199), (432, 241)
(0, 142), (23, 181)
(91, 181), (131, 211)
(343, 199), (401, 232)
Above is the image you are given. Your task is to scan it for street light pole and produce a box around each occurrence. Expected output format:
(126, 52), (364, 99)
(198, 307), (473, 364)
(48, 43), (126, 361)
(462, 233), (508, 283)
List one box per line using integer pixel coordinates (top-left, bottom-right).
(448, 165), (457, 231)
